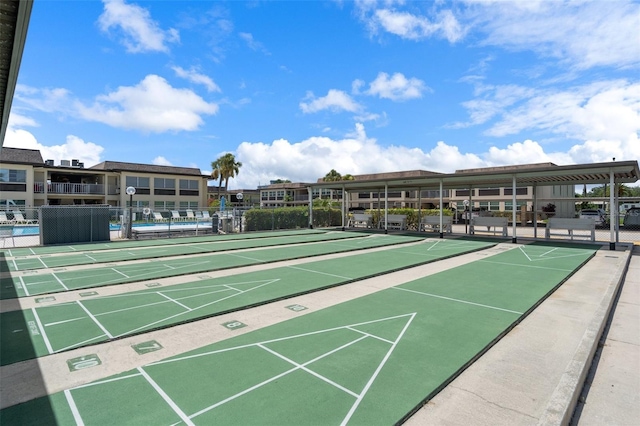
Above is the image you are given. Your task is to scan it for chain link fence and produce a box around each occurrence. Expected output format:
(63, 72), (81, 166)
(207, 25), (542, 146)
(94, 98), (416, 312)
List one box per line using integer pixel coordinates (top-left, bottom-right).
(1, 201), (638, 249)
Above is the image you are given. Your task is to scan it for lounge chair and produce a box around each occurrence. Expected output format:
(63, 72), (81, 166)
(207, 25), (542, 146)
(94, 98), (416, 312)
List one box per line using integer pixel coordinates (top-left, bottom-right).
(186, 209), (196, 220)
(0, 212), (15, 224)
(12, 211), (37, 224)
(153, 212), (167, 222)
(201, 211), (211, 219)
(170, 210), (186, 221)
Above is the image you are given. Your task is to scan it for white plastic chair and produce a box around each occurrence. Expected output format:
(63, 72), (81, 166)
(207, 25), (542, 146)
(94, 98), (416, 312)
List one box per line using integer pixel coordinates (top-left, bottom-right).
(12, 211), (37, 224)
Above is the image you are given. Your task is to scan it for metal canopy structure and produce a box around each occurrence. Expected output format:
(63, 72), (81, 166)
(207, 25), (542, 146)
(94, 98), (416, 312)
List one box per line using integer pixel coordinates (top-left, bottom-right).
(0, 0), (33, 146)
(308, 160), (640, 192)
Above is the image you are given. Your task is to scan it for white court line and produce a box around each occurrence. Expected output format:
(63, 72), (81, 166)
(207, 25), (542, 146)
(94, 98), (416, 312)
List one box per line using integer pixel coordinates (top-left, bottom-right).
(340, 312), (416, 426)
(150, 313), (416, 367)
(114, 279), (281, 338)
(56, 334), (107, 353)
(45, 316), (85, 327)
(51, 273), (70, 290)
(29, 247), (36, 254)
(287, 265), (351, 280)
(11, 258), (17, 271)
(477, 259), (574, 272)
(519, 246), (533, 261)
(346, 326), (394, 344)
(68, 246), (77, 251)
(64, 390), (85, 426)
(540, 247), (559, 257)
(224, 253), (266, 262)
(19, 276), (29, 296)
(37, 257), (48, 269)
(189, 336), (368, 419)
(85, 254), (97, 262)
(258, 342), (361, 398)
(111, 268), (130, 278)
(157, 292), (192, 311)
(392, 287), (523, 315)
(137, 367), (195, 426)
(31, 308), (54, 354)
(75, 300), (113, 339)
(72, 373), (142, 390)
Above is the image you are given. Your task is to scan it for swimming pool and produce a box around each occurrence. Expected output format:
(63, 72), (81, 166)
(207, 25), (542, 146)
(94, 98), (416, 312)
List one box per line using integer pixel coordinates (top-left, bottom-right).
(11, 221), (211, 236)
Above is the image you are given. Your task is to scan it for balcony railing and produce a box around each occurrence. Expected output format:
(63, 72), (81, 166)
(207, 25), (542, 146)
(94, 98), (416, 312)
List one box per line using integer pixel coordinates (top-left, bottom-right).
(34, 182), (105, 195)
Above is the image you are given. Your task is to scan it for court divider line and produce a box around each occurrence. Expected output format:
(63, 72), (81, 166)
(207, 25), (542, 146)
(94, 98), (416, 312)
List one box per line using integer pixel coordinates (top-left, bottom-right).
(137, 367), (195, 426)
(63, 390), (84, 426)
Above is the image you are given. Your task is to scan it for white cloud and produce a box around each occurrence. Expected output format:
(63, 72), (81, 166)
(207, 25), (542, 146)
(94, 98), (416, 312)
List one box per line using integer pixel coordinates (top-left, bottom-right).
(299, 89), (362, 114)
(467, 0), (640, 70)
(77, 74), (219, 132)
(98, 0), (179, 53)
(358, 5), (466, 42)
(238, 32), (270, 55)
(172, 66), (221, 92)
(4, 128), (105, 167)
(363, 72), (428, 101)
(153, 156), (173, 166)
(14, 85), (73, 114)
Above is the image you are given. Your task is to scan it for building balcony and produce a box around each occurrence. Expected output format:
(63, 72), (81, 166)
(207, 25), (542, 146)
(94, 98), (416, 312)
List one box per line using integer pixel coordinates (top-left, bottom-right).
(34, 182), (105, 195)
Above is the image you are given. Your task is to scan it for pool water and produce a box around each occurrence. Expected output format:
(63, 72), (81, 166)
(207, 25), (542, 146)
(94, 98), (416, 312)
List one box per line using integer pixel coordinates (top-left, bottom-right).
(12, 222), (207, 236)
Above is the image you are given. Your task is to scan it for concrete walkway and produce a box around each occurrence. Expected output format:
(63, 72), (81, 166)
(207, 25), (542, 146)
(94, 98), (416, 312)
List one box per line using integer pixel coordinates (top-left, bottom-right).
(572, 245), (640, 426)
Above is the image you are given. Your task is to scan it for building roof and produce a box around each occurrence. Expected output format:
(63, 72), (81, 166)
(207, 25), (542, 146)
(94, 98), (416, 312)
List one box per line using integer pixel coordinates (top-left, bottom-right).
(0, 0), (33, 146)
(0, 146), (43, 164)
(90, 160), (206, 177)
(310, 161), (640, 191)
(316, 169), (442, 183)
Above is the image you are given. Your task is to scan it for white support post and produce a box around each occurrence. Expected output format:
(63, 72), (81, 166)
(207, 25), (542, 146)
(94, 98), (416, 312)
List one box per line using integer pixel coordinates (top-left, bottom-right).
(439, 180), (444, 238)
(609, 169), (615, 250)
(384, 184), (389, 233)
(308, 187), (313, 229)
(512, 175), (517, 243)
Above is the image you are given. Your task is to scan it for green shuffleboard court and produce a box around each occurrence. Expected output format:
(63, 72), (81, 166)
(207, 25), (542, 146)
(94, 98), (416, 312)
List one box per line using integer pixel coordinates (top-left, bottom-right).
(1, 234), (425, 299)
(1, 229), (330, 258)
(0, 242), (598, 425)
(1, 230), (366, 272)
(1, 239), (494, 365)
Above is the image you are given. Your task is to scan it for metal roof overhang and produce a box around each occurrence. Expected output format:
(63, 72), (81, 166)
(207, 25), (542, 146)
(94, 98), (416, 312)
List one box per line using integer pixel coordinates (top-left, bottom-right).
(308, 160), (640, 192)
(0, 0), (33, 147)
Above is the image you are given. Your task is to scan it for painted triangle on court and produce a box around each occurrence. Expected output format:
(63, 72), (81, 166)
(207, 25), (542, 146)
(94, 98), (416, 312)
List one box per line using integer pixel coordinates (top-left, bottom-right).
(262, 313), (416, 366)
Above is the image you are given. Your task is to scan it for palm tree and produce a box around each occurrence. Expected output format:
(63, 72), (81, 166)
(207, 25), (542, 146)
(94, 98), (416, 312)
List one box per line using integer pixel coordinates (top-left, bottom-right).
(211, 153), (242, 200)
(322, 169), (343, 182)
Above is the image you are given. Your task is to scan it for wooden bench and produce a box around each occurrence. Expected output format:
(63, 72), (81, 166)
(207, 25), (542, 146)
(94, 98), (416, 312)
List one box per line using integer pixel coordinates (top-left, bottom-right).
(545, 218), (595, 241)
(470, 216), (508, 237)
(420, 215), (452, 233)
(349, 213), (372, 228)
(379, 214), (407, 230)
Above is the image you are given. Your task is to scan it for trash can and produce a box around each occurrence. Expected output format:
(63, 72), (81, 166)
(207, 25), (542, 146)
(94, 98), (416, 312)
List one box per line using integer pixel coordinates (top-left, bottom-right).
(211, 213), (219, 233)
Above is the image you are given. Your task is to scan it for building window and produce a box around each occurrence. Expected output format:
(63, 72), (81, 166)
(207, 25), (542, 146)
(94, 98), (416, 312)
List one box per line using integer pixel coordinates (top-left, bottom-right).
(179, 179), (199, 196)
(154, 201), (175, 210)
(154, 178), (176, 196)
(179, 201), (199, 209)
(504, 187), (529, 196)
(0, 169), (26, 183)
(125, 176), (149, 188)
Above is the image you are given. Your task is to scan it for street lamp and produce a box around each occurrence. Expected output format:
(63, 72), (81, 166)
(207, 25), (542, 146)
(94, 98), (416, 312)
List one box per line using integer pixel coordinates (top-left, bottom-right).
(126, 186), (136, 239)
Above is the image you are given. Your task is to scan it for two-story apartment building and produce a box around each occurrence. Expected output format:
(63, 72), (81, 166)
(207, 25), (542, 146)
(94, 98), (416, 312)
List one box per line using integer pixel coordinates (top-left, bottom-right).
(0, 147), (209, 210)
(258, 165), (576, 216)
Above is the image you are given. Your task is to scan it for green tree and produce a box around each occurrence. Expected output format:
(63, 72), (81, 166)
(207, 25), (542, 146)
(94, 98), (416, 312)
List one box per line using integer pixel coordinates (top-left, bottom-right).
(322, 169), (343, 182)
(211, 153), (242, 200)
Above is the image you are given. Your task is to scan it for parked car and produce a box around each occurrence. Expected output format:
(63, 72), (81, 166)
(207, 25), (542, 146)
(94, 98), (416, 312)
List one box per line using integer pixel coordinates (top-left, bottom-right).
(579, 209), (607, 226)
(623, 207), (640, 230)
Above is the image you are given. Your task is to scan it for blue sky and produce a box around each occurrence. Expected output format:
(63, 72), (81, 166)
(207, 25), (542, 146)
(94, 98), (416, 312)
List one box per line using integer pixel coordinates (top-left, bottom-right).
(5, 0), (640, 189)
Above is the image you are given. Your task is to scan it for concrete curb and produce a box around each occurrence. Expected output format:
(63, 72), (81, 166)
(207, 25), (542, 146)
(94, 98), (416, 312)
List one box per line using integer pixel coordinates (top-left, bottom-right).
(536, 246), (633, 425)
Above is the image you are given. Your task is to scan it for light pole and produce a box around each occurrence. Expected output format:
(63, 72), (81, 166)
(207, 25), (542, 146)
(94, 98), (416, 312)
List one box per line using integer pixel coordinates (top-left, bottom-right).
(126, 186), (136, 239)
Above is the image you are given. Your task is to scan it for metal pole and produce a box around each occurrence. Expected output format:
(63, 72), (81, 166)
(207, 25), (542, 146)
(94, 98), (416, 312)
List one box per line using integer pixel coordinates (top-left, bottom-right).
(127, 194), (133, 239)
